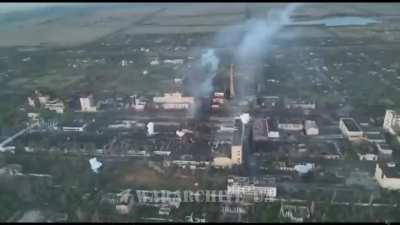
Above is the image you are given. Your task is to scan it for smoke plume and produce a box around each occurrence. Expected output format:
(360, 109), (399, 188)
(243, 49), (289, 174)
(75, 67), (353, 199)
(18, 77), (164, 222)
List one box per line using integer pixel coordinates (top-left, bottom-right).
(211, 3), (301, 97)
(185, 48), (220, 98)
(234, 3), (301, 96)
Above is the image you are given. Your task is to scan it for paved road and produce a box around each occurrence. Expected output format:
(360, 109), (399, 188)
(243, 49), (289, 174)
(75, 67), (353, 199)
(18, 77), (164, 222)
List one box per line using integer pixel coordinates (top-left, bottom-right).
(0, 123), (38, 151)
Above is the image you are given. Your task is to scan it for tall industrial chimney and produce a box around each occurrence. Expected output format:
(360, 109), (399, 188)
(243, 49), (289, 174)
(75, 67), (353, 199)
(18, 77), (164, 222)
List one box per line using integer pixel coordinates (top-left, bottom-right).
(230, 64), (235, 98)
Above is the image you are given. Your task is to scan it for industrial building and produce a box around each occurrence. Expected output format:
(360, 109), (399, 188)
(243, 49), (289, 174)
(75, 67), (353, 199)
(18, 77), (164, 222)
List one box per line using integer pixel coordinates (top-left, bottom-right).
(252, 118), (268, 142)
(252, 117), (280, 142)
(356, 141), (378, 161)
(153, 92), (194, 110)
(339, 118), (363, 141)
(278, 118), (304, 131)
(257, 96), (280, 109)
(80, 94), (97, 112)
(227, 176), (277, 198)
(280, 204), (311, 222)
(376, 143), (393, 156)
(27, 90), (65, 113)
(284, 98), (316, 110)
(266, 117), (280, 138)
(130, 95), (146, 111)
(375, 162), (400, 190)
(383, 109), (400, 135)
(212, 119), (243, 168)
(43, 99), (65, 114)
(304, 120), (319, 136)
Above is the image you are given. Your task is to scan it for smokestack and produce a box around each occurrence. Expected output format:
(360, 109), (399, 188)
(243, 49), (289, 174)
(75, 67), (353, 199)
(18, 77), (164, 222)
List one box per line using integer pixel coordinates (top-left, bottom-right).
(230, 64), (235, 98)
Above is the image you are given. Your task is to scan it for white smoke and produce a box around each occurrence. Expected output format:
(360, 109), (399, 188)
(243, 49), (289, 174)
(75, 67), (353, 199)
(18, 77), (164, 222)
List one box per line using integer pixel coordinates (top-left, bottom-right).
(217, 3), (301, 97)
(240, 113), (251, 125)
(147, 122), (155, 136)
(89, 157), (102, 173)
(239, 113), (251, 142)
(176, 129), (185, 137)
(240, 4), (299, 88)
(198, 48), (220, 97)
(294, 163), (314, 174)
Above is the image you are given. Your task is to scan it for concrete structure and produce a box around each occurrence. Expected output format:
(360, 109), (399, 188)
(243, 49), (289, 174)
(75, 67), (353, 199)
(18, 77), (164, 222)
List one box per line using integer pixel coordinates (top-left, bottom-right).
(231, 123), (243, 165)
(365, 133), (386, 143)
(229, 64), (235, 98)
(115, 189), (135, 215)
(61, 122), (88, 132)
(227, 176), (277, 198)
(212, 126), (243, 168)
(375, 162), (400, 190)
(278, 118), (303, 131)
(358, 153), (378, 161)
(253, 118), (281, 141)
(252, 118), (268, 142)
(80, 94), (97, 112)
(311, 141), (341, 160)
(376, 143), (393, 156)
(153, 92), (194, 110)
(130, 95), (146, 111)
(257, 96), (280, 108)
(383, 109), (400, 135)
(44, 99), (65, 114)
(38, 95), (50, 105)
(266, 117), (280, 138)
(28, 91), (65, 113)
(304, 120), (319, 136)
(280, 204), (310, 222)
(339, 118), (363, 141)
(108, 120), (136, 129)
(284, 98), (316, 110)
(355, 141), (378, 161)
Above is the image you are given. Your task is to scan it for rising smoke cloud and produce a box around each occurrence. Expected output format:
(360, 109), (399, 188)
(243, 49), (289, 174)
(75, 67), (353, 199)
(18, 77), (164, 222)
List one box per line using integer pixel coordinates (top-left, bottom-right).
(199, 49), (220, 97)
(235, 3), (301, 96)
(184, 48), (220, 118)
(184, 3), (300, 116)
(212, 3), (301, 97)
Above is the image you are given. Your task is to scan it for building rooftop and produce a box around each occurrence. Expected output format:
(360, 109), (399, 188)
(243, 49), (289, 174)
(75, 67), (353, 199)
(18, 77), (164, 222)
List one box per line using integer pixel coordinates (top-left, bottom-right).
(379, 162), (400, 178)
(266, 117), (279, 131)
(232, 128), (242, 146)
(377, 143), (392, 150)
(278, 118), (303, 124)
(304, 120), (317, 129)
(169, 141), (212, 162)
(213, 143), (231, 158)
(253, 119), (268, 141)
(387, 109), (400, 118)
(341, 118), (361, 132)
(215, 131), (234, 143)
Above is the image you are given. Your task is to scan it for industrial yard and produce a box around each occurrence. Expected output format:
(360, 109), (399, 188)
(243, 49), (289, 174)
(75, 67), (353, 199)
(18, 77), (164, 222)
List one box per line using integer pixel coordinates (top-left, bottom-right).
(2, 2), (400, 223)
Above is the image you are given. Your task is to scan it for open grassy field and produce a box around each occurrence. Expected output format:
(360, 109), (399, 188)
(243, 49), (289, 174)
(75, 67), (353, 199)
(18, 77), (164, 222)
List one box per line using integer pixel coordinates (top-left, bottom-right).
(2, 3), (400, 47)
